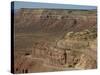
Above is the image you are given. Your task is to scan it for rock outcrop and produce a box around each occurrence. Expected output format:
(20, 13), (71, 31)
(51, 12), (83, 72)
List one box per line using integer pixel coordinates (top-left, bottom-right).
(15, 9), (97, 33)
(14, 9), (97, 73)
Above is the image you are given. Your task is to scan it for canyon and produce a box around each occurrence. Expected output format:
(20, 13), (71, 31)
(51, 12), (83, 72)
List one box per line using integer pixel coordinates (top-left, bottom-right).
(14, 9), (97, 73)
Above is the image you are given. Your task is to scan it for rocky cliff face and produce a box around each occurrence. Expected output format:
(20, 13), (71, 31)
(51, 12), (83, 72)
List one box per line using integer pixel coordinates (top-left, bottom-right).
(14, 9), (97, 73)
(14, 9), (97, 33)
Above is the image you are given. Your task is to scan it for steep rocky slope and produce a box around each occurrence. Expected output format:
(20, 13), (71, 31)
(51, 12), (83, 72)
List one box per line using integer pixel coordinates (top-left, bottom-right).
(14, 9), (97, 73)
(14, 9), (97, 33)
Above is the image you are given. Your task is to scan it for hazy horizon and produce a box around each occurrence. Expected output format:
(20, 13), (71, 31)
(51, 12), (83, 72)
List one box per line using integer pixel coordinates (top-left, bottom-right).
(12, 1), (97, 10)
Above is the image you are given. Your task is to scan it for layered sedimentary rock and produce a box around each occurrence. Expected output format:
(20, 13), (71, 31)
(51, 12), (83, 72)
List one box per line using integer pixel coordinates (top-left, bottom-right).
(14, 9), (97, 73)
(15, 9), (97, 33)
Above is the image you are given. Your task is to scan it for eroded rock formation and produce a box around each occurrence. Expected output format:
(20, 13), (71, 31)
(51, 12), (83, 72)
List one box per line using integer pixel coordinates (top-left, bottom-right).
(14, 9), (97, 73)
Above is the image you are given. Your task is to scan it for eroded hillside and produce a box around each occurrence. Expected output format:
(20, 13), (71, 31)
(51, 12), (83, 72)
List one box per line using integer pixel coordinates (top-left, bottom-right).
(15, 8), (96, 33)
(14, 9), (97, 73)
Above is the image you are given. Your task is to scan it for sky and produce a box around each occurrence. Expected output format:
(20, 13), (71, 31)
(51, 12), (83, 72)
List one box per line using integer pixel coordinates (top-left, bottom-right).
(12, 1), (97, 10)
